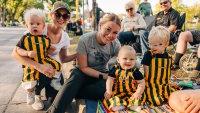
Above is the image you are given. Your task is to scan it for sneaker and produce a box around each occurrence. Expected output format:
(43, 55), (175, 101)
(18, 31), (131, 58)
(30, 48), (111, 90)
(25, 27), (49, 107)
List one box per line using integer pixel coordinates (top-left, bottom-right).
(27, 92), (35, 105)
(50, 78), (62, 91)
(32, 95), (44, 110)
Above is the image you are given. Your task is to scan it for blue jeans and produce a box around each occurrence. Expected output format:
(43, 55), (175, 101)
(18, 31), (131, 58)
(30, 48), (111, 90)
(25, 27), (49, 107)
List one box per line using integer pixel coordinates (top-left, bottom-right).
(140, 30), (149, 55)
(86, 100), (98, 113)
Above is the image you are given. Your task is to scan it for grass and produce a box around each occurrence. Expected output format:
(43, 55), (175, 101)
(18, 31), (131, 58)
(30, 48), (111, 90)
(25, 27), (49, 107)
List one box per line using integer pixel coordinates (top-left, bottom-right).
(68, 32), (80, 53)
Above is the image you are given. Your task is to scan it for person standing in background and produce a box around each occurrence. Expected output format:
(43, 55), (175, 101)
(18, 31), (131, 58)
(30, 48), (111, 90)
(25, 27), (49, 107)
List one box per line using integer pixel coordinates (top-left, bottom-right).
(138, 0), (153, 17)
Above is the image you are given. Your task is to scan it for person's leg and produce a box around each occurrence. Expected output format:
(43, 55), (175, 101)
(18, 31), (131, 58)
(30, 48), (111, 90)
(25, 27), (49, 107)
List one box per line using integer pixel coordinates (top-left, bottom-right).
(173, 31), (193, 67)
(75, 76), (105, 113)
(191, 46), (200, 77)
(75, 77), (106, 99)
(196, 46), (200, 71)
(85, 99), (98, 113)
(47, 68), (86, 113)
(45, 74), (64, 103)
(118, 31), (136, 45)
(139, 30), (149, 55)
(33, 74), (47, 110)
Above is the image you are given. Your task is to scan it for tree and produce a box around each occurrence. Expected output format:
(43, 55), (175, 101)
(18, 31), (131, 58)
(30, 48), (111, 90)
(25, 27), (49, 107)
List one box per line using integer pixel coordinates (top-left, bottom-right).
(0, 0), (44, 26)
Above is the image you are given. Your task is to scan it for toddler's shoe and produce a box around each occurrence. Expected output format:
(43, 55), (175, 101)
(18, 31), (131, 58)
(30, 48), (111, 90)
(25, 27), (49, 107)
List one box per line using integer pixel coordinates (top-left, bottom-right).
(27, 92), (35, 105)
(32, 95), (44, 110)
(50, 78), (62, 91)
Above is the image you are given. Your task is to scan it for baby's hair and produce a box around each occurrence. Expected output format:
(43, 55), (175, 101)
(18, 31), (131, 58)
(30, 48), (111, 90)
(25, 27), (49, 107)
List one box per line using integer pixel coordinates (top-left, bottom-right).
(148, 26), (170, 46)
(24, 8), (45, 24)
(118, 45), (136, 56)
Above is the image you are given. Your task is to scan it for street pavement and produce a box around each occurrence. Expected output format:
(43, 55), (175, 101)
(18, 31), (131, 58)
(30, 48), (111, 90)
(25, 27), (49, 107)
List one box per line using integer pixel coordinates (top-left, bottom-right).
(0, 27), (77, 113)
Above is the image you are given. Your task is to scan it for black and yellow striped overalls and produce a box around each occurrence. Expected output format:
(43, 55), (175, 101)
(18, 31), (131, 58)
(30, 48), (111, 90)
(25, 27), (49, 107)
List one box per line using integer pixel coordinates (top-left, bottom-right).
(103, 65), (144, 110)
(17, 33), (61, 82)
(142, 51), (175, 106)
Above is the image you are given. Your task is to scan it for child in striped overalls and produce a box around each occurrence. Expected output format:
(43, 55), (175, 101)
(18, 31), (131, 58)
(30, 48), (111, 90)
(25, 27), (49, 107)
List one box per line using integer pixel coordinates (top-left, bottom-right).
(102, 45), (145, 112)
(15, 8), (61, 110)
(141, 26), (176, 111)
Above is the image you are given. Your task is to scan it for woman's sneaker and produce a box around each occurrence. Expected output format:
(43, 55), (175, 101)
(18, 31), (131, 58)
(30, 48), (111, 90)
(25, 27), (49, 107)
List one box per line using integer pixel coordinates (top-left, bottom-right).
(27, 92), (35, 105)
(32, 95), (44, 110)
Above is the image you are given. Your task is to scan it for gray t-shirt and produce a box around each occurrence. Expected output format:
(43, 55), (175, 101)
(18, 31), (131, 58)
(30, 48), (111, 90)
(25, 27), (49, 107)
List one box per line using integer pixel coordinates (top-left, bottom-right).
(76, 31), (121, 72)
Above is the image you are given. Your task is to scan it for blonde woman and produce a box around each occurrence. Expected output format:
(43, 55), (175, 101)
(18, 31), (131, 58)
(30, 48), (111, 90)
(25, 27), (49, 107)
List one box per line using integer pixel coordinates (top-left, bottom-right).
(47, 13), (122, 113)
(12, 1), (76, 105)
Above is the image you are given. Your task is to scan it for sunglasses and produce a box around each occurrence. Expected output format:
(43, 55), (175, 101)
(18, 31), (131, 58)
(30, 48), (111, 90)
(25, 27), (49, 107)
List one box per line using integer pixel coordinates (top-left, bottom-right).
(160, 1), (168, 5)
(55, 11), (70, 20)
(126, 8), (133, 12)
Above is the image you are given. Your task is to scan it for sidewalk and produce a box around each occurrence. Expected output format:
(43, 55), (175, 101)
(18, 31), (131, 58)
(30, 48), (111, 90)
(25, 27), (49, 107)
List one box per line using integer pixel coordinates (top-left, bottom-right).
(1, 62), (85, 113)
(0, 27), (84, 113)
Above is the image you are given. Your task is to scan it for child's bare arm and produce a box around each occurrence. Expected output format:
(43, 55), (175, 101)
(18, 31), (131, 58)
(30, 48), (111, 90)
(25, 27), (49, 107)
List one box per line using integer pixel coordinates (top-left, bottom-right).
(105, 76), (114, 99)
(131, 79), (145, 99)
(16, 47), (36, 58)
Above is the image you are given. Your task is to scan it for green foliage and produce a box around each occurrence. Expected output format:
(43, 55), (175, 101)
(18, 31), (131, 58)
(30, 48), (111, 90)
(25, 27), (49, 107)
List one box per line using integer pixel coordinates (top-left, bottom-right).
(0, 0), (44, 24)
(0, 0), (82, 26)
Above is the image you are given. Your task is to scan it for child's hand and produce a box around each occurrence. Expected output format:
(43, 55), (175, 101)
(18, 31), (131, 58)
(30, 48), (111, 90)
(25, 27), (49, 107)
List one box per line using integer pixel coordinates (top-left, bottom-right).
(104, 91), (112, 99)
(37, 64), (55, 78)
(48, 46), (56, 55)
(27, 51), (37, 58)
(131, 92), (142, 100)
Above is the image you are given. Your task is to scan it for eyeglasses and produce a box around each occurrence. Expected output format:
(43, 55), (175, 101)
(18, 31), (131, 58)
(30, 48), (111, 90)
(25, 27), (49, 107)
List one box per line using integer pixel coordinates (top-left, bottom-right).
(55, 11), (70, 20)
(160, 1), (168, 5)
(126, 8), (133, 12)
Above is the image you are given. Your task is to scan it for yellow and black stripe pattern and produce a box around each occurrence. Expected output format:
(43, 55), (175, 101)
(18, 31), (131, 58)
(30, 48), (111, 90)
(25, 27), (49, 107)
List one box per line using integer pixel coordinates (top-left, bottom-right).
(143, 52), (175, 106)
(103, 65), (144, 109)
(21, 33), (61, 81)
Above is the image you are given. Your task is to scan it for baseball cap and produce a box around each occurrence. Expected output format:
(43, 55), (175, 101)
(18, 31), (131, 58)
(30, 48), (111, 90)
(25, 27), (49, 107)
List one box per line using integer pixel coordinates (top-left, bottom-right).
(51, 1), (70, 14)
(160, 0), (171, 3)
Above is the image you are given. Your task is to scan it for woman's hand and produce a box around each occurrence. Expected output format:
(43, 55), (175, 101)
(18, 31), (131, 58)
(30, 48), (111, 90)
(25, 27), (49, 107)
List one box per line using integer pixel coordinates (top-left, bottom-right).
(48, 46), (56, 55)
(183, 90), (200, 113)
(36, 64), (55, 78)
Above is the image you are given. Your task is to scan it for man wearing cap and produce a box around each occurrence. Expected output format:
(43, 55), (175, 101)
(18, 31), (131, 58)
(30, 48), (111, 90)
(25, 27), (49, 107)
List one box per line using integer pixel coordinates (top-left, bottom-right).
(140, 0), (180, 55)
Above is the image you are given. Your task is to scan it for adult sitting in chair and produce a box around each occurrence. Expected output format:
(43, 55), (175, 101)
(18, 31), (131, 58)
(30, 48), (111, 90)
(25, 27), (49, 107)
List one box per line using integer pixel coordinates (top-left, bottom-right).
(118, 1), (146, 53)
(140, 0), (180, 55)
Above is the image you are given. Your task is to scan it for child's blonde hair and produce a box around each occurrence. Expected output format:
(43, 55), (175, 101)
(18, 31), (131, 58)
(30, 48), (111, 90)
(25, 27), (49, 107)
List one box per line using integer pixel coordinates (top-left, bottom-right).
(24, 8), (45, 24)
(148, 26), (170, 46)
(118, 45), (136, 56)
